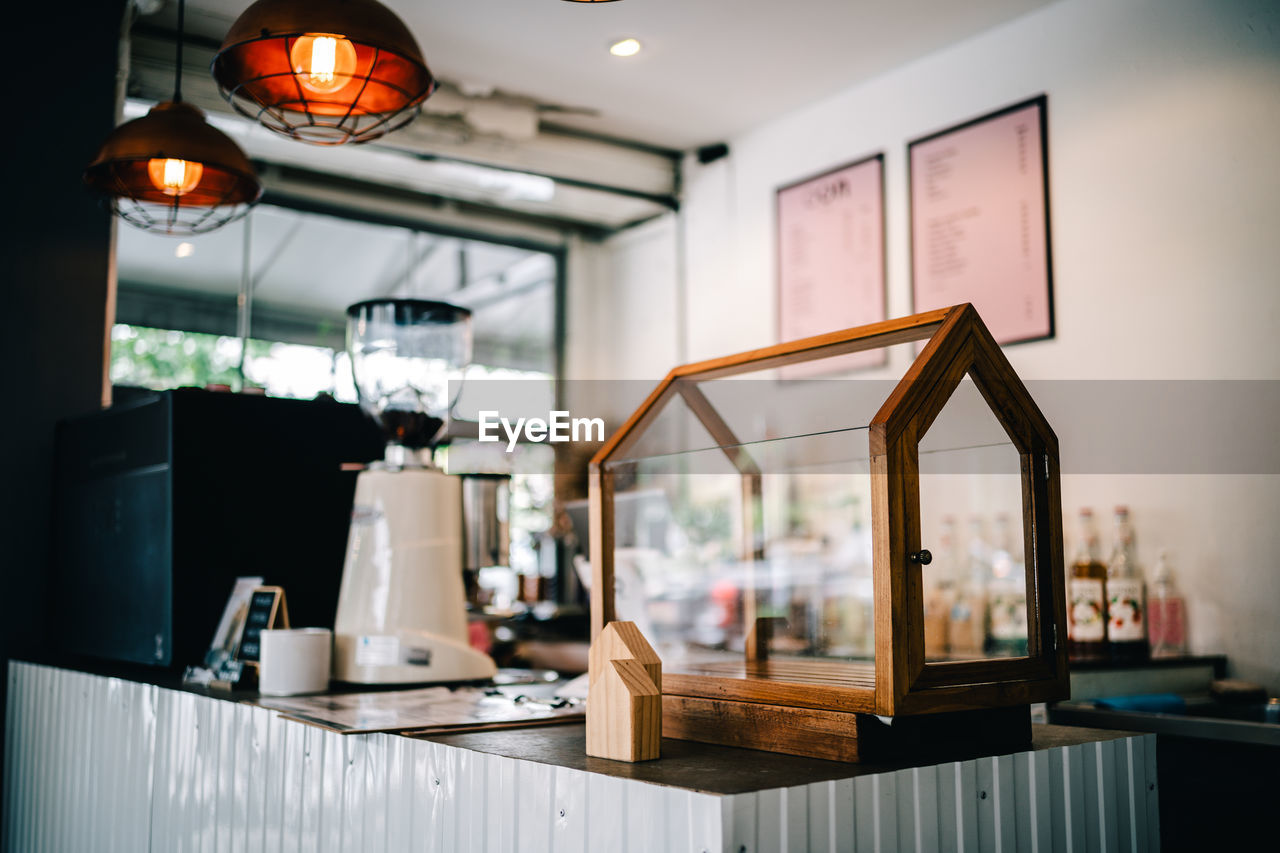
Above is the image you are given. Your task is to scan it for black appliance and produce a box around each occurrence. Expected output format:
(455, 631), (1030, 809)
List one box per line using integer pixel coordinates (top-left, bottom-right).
(53, 388), (384, 669)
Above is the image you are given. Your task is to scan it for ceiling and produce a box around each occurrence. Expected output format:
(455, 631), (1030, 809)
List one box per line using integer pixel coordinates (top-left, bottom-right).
(160, 0), (1054, 151)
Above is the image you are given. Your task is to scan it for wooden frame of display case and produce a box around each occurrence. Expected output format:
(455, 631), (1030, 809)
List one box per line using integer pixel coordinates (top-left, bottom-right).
(588, 304), (1069, 761)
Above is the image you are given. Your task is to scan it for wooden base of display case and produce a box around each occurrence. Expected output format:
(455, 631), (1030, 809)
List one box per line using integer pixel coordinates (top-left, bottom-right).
(662, 696), (1032, 763)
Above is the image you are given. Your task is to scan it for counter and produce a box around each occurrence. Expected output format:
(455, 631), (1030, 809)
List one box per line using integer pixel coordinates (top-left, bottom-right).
(4, 661), (1159, 852)
(1049, 695), (1276, 852)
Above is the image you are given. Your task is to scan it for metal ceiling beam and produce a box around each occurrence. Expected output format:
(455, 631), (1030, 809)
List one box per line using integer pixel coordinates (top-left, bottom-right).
(257, 162), (586, 248)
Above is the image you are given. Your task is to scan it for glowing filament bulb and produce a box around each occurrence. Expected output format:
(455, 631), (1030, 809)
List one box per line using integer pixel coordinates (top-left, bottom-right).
(311, 37), (337, 84)
(146, 158), (203, 197)
(290, 34), (358, 94)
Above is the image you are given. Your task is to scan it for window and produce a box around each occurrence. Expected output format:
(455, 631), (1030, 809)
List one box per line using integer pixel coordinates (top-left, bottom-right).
(110, 325), (358, 400)
(114, 201), (559, 390)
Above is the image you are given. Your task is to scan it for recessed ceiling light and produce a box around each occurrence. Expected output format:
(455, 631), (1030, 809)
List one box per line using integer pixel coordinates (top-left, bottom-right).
(175, 242), (195, 258)
(609, 38), (641, 58)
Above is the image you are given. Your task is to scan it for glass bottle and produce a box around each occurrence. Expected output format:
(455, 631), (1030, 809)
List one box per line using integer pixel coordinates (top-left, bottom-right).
(924, 515), (956, 660)
(1067, 508), (1108, 661)
(948, 516), (989, 658)
(1148, 550), (1187, 658)
(1107, 506), (1148, 662)
(986, 513), (1029, 657)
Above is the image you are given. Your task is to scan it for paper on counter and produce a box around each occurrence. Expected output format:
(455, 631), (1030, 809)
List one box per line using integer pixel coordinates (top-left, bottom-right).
(247, 685), (584, 735)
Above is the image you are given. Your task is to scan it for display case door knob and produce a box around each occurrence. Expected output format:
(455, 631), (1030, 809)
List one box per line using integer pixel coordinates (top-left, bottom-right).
(909, 549), (933, 565)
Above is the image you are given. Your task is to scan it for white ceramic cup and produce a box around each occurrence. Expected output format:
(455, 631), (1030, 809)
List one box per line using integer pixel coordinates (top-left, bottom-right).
(259, 628), (332, 695)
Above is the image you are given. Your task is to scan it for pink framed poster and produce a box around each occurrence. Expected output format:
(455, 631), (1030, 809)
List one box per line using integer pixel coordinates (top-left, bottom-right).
(776, 153), (886, 373)
(909, 96), (1054, 345)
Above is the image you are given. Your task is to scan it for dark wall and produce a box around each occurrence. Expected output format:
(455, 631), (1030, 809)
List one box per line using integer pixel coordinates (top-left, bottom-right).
(0, 0), (128, 785)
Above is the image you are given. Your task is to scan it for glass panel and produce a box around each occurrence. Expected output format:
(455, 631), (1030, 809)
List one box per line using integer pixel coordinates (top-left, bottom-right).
(603, 425), (875, 676)
(115, 203), (559, 383)
(689, 339), (925, 448)
(611, 386), (724, 464)
(917, 375), (1029, 662)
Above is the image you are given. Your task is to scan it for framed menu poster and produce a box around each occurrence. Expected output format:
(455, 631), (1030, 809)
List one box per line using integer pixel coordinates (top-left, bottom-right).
(777, 153), (886, 372)
(909, 95), (1054, 345)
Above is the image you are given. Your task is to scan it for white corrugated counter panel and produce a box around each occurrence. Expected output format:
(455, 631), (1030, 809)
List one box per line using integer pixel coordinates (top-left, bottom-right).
(4, 662), (1159, 852)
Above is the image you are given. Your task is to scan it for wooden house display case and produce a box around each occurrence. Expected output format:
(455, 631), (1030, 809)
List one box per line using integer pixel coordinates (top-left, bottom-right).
(588, 305), (1069, 761)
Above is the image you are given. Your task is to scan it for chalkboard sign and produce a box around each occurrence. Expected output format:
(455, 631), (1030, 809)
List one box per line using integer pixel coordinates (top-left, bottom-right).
(237, 586), (290, 664)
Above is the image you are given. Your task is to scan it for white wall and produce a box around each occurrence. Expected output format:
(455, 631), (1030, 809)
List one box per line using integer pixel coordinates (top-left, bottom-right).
(577, 0), (1280, 690)
(565, 217), (680, 384)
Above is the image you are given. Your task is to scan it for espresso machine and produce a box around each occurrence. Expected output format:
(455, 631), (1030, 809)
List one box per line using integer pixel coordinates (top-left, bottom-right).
(333, 299), (497, 683)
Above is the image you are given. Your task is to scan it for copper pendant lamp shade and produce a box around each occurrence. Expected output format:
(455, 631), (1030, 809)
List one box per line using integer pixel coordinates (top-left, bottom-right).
(85, 102), (262, 235)
(212, 0), (437, 145)
(85, 0), (261, 235)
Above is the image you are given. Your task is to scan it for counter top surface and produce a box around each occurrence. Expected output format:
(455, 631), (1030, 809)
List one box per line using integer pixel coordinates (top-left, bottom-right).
(14, 651), (494, 704)
(17, 655), (1138, 796)
(422, 722), (1133, 795)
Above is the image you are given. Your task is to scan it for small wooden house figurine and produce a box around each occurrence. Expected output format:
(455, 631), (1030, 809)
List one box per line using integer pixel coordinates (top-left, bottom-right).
(588, 305), (1069, 761)
(586, 621), (662, 762)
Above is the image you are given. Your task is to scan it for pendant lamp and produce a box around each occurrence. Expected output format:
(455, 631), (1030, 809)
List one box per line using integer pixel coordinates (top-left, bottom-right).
(84, 1), (261, 235)
(212, 0), (437, 145)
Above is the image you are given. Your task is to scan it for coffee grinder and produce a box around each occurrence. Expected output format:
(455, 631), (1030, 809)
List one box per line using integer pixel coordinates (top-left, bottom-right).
(333, 299), (496, 683)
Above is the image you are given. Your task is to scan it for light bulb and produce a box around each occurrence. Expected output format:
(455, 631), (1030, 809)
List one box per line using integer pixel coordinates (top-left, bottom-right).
(146, 158), (203, 197)
(290, 34), (359, 94)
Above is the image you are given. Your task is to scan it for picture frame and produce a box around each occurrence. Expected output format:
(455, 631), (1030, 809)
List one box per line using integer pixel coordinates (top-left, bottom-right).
(908, 95), (1054, 346)
(776, 153), (887, 374)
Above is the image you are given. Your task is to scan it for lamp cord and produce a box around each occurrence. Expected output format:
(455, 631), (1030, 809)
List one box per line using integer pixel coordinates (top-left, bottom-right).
(174, 0), (185, 103)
